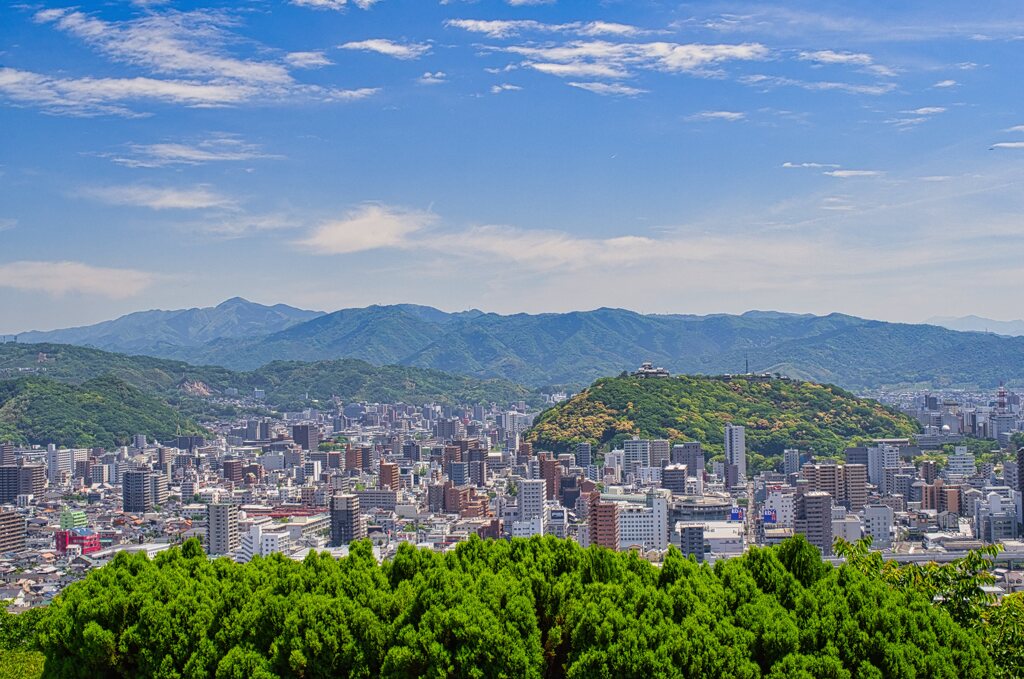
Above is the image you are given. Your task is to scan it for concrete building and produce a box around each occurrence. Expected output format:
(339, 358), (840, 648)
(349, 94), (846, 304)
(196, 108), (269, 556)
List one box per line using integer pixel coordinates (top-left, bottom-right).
(0, 510), (26, 553)
(724, 424), (746, 485)
(863, 504), (894, 549)
(671, 442), (704, 477)
(330, 494), (366, 546)
(649, 440), (671, 468)
(617, 493), (669, 551)
(674, 522), (705, 561)
(795, 491), (833, 556)
(207, 503), (240, 555)
(661, 464), (689, 495)
(517, 478), (546, 522)
(784, 449), (801, 476)
(122, 470), (168, 514)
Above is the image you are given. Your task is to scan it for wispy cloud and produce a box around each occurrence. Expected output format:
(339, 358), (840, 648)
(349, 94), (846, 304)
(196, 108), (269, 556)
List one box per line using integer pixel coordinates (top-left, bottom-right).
(991, 142), (1024, 150)
(688, 110), (745, 121)
(339, 39), (430, 60)
(783, 161), (840, 168)
(742, 74), (896, 96)
(8, 8), (379, 116)
(290, 0), (381, 10)
(567, 81), (646, 96)
(933, 79), (958, 88)
(0, 261), (155, 298)
(445, 19), (650, 39)
(295, 204), (436, 254)
(285, 51), (333, 69)
(107, 135), (278, 168)
(491, 83), (522, 94)
(823, 169), (884, 178)
(79, 184), (238, 210)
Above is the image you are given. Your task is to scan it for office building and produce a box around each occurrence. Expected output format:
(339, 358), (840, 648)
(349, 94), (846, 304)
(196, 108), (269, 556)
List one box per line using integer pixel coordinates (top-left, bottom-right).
(207, 504), (240, 555)
(661, 464), (689, 495)
(122, 470), (167, 514)
(0, 510), (26, 553)
(671, 442), (704, 477)
(784, 449), (801, 476)
(379, 461), (399, 490)
(330, 494), (366, 546)
(292, 425), (319, 452)
(795, 491), (833, 556)
(518, 478), (546, 521)
(649, 440), (671, 468)
(863, 504), (894, 549)
(724, 424), (746, 485)
(575, 442), (592, 467)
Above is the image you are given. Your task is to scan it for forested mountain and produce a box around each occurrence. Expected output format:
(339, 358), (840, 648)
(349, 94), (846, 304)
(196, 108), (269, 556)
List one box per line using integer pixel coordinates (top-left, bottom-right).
(0, 343), (538, 410)
(526, 374), (919, 463)
(16, 298), (323, 354)
(0, 376), (206, 448)
(19, 536), (1004, 678)
(18, 302), (1024, 390)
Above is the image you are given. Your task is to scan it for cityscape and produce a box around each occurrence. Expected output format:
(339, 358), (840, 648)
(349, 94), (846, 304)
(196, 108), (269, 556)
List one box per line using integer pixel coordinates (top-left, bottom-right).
(3, 0), (1024, 675)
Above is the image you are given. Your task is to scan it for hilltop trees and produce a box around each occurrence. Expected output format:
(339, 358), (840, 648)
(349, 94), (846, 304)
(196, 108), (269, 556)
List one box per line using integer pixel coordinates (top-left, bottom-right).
(33, 535), (995, 678)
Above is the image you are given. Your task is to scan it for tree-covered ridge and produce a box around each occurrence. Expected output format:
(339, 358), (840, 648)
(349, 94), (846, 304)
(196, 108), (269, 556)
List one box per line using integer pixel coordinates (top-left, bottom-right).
(0, 376), (207, 448)
(33, 536), (994, 678)
(527, 374), (919, 456)
(0, 343), (539, 409)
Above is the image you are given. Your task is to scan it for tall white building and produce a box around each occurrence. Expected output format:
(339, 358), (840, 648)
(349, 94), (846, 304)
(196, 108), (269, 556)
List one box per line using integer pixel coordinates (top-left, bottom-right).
(864, 504), (894, 549)
(866, 445), (900, 488)
(724, 424), (746, 484)
(46, 447), (74, 485)
(207, 503), (240, 555)
(947, 447), (976, 477)
(783, 449), (801, 476)
(764, 488), (795, 528)
(617, 492), (669, 551)
(237, 519), (292, 562)
(517, 478), (546, 521)
(623, 439), (651, 474)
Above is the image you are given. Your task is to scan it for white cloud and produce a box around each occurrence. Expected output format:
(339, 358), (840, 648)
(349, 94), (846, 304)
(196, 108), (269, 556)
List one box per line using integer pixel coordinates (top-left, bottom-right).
(799, 50), (873, 66)
(933, 79), (958, 87)
(445, 19), (649, 39)
(80, 185), (237, 210)
(742, 74), (895, 95)
(783, 162), (840, 168)
(567, 82), (646, 96)
(491, 83), (522, 94)
(418, 71), (447, 85)
(991, 142), (1024, 150)
(0, 261), (155, 298)
(905, 106), (946, 115)
(688, 110), (745, 121)
(507, 0), (554, 5)
(285, 51), (333, 69)
(823, 169), (883, 178)
(1007, 125), (1024, 132)
(525, 61), (627, 78)
(0, 219), (16, 232)
(195, 213), (301, 238)
(290, 0), (380, 10)
(339, 39), (430, 60)
(108, 136), (277, 167)
(295, 204), (436, 254)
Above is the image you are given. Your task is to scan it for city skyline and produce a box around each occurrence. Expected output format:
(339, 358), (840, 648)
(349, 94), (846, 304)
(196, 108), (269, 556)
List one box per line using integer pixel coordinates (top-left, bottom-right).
(2, 0), (1024, 331)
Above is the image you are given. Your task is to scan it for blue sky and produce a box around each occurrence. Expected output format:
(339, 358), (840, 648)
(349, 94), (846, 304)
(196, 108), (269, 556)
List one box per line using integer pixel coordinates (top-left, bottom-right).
(1, 0), (1023, 332)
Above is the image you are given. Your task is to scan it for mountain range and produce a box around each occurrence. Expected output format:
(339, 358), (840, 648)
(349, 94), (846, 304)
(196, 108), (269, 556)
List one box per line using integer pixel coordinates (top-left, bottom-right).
(927, 315), (1024, 337)
(13, 299), (1024, 390)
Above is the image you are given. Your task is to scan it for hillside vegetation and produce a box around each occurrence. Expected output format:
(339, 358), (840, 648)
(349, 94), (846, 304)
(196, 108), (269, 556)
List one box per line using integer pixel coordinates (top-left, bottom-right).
(0, 343), (538, 410)
(30, 536), (998, 678)
(527, 374), (919, 458)
(0, 376), (207, 448)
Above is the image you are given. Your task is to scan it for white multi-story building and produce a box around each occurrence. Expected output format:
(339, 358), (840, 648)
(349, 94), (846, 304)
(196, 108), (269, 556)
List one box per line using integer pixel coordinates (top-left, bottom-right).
(623, 439), (651, 475)
(947, 447), (976, 477)
(617, 492), (668, 551)
(867, 445), (900, 489)
(724, 424), (746, 484)
(517, 478), (546, 521)
(46, 447), (75, 485)
(764, 488), (795, 528)
(863, 504), (894, 549)
(511, 515), (544, 539)
(237, 519), (292, 562)
(784, 449), (801, 476)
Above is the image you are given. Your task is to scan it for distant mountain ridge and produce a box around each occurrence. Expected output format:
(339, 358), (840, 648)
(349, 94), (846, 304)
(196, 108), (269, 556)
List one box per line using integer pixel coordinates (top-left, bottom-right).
(927, 315), (1024, 337)
(17, 298), (324, 354)
(13, 301), (1024, 390)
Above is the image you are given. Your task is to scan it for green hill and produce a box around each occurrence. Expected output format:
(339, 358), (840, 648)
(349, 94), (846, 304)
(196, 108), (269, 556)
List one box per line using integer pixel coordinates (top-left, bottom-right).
(0, 343), (539, 411)
(0, 375), (207, 448)
(526, 374), (920, 459)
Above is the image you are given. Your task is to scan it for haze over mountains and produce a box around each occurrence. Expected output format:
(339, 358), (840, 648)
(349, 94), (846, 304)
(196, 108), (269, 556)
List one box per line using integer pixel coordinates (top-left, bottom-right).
(927, 315), (1024, 337)
(14, 299), (1024, 390)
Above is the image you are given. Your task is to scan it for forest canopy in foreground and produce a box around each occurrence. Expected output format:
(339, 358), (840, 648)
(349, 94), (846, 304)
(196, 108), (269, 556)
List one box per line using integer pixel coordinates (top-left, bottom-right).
(10, 535), (1018, 678)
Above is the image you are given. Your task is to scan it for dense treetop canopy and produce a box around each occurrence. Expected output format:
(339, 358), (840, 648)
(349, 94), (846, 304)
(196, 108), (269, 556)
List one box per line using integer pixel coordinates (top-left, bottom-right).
(26, 535), (996, 678)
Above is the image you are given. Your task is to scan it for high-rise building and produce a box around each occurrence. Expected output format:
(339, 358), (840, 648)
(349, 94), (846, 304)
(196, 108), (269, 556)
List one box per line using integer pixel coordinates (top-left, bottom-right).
(863, 504), (894, 549)
(795, 491), (833, 556)
(589, 495), (620, 551)
(222, 458), (243, 484)
(517, 478), (546, 522)
(661, 464), (689, 495)
(724, 424), (746, 485)
(539, 454), (561, 500)
(330, 494), (366, 546)
(676, 523), (705, 562)
(46, 447), (74, 485)
(0, 442), (14, 467)
(292, 425), (319, 452)
(207, 504), (240, 555)
(575, 443), (592, 468)
(379, 461), (399, 490)
(122, 470), (166, 514)
(649, 440), (671, 468)
(671, 442), (704, 477)
(0, 511), (27, 553)
(784, 449), (801, 476)
(800, 462), (867, 512)
(867, 445), (900, 491)
(623, 439), (651, 475)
